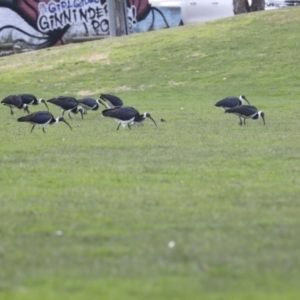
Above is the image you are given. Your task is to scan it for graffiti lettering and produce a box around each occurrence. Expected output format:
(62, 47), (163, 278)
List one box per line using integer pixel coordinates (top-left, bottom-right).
(0, 0), (181, 48)
(37, 0), (106, 32)
(39, 0), (100, 14)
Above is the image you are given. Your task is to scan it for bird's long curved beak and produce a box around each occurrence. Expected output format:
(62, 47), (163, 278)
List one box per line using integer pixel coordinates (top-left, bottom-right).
(262, 116), (265, 125)
(63, 119), (72, 130)
(147, 115), (157, 127)
(245, 98), (251, 105)
(42, 100), (49, 111)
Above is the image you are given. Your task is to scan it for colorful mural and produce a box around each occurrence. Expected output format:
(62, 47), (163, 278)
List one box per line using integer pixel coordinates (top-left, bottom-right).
(0, 0), (181, 50)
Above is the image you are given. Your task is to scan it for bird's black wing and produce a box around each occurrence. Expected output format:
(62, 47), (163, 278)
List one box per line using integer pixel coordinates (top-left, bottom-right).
(17, 111), (53, 123)
(78, 98), (97, 107)
(1, 95), (22, 106)
(100, 94), (123, 107)
(102, 106), (137, 120)
(19, 94), (37, 105)
(47, 97), (78, 110)
(225, 105), (258, 115)
(215, 97), (239, 108)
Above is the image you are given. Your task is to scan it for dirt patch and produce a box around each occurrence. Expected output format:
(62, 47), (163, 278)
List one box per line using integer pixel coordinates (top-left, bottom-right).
(168, 81), (183, 86)
(77, 89), (102, 97)
(114, 86), (133, 92)
(190, 52), (207, 58)
(87, 53), (110, 63)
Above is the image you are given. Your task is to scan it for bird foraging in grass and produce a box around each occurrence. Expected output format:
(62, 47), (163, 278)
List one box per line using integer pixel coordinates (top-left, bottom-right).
(102, 106), (157, 130)
(1, 95), (30, 115)
(215, 95), (250, 110)
(225, 105), (265, 126)
(77, 97), (102, 114)
(18, 93), (49, 111)
(47, 96), (84, 119)
(17, 111), (72, 133)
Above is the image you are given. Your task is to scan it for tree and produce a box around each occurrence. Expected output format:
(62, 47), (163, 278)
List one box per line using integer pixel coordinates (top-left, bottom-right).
(233, 0), (265, 14)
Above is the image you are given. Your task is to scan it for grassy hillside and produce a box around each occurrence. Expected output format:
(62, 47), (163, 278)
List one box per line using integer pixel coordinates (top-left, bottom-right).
(1, 7), (300, 300)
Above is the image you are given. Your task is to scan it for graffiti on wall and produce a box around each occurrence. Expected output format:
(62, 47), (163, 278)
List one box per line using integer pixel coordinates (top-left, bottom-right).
(37, 0), (108, 34)
(0, 0), (181, 49)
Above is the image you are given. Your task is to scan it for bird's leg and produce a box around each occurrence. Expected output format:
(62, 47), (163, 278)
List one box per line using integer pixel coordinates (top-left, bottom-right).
(10, 108), (13, 115)
(117, 123), (121, 130)
(43, 127), (46, 133)
(68, 112), (72, 119)
(243, 119), (246, 126)
(128, 124), (131, 130)
(239, 117), (242, 126)
(30, 125), (35, 133)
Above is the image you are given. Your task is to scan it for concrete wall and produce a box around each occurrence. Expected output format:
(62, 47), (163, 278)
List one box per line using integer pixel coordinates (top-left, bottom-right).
(0, 0), (181, 50)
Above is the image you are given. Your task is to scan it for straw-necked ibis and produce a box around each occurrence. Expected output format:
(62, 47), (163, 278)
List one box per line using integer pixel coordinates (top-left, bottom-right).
(102, 106), (157, 130)
(1, 95), (29, 115)
(77, 97), (102, 114)
(19, 94), (49, 111)
(215, 95), (250, 110)
(17, 111), (72, 133)
(225, 105), (265, 126)
(47, 96), (84, 119)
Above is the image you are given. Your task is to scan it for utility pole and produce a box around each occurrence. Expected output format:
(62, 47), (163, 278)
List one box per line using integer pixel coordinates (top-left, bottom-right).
(107, 0), (129, 37)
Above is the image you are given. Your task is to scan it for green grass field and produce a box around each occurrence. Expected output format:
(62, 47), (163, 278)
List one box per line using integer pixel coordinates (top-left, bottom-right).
(1, 7), (300, 300)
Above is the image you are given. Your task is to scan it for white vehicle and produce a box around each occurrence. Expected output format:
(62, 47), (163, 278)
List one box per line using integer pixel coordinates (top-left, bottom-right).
(149, 0), (234, 25)
(181, 0), (234, 24)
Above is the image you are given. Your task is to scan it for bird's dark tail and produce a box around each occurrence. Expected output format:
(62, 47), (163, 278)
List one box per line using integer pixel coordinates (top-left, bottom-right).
(17, 115), (30, 122)
(102, 108), (118, 117)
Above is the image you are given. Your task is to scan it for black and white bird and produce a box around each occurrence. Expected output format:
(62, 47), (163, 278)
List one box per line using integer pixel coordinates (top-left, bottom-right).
(17, 111), (72, 133)
(77, 97), (102, 114)
(225, 105), (265, 126)
(1, 95), (29, 115)
(18, 94), (49, 111)
(215, 95), (250, 110)
(102, 106), (157, 130)
(99, 94), (124, 108)
(47, 96), (84, 119)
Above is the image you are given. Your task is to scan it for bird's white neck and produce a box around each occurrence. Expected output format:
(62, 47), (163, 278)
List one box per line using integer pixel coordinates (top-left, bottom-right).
(54, 117), (61, 125)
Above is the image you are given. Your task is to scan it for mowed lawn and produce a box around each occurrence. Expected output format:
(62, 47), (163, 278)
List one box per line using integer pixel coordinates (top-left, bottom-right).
(1, 7), (300, 300)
